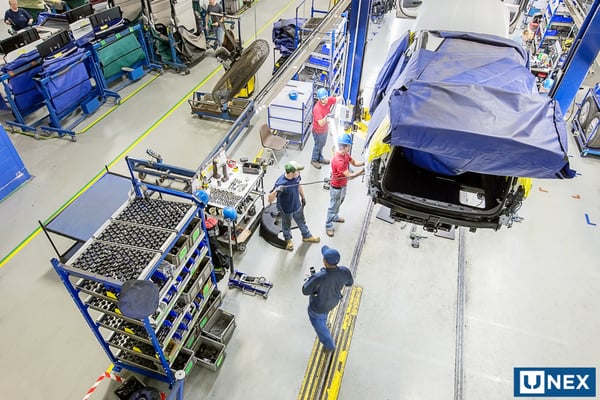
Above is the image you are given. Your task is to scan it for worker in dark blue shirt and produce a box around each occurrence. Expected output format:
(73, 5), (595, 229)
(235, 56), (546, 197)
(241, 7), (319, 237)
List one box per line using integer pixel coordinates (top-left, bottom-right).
(267, 161), (320, 251)
(302, 245), (353, 352)
(4, 0), (33, 32)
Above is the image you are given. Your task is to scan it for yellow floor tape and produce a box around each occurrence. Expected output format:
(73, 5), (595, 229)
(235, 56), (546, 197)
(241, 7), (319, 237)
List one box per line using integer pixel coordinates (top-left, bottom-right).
(298, 286), (363, 400)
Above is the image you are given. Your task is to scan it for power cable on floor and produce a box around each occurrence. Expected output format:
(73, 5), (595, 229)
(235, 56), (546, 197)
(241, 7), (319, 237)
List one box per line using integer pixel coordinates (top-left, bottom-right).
(267, 175), (365, 190)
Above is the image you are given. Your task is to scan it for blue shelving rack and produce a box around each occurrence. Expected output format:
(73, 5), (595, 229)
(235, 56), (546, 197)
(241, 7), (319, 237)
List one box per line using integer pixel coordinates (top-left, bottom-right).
(50, 182), (223, 386)
(297, 15), (347, 99)
(534, 0), (576, 50)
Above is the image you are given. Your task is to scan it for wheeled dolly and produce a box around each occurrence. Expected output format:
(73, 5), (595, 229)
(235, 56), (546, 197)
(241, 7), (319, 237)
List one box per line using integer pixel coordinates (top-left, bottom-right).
(228, 269), (273, 298)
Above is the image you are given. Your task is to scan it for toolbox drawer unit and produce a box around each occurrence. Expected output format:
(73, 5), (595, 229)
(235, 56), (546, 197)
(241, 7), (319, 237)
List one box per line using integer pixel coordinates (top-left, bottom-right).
(51, 196), (226, 385)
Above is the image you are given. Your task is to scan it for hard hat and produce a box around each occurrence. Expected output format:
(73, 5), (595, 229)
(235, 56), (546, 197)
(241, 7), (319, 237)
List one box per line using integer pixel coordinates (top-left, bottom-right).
(542, 77), (554, 90)
(194, 189), (209, 205)
(284, 160), (304, 173)
(288, 90), (298, 100)
(223, 206), (237, 221)
(338, 133), (353, 146)
(316, 88), (329, 100)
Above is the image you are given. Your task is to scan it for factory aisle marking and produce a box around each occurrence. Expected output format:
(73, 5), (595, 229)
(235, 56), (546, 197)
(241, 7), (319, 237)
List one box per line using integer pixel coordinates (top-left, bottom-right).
(585, 213), (597, 226)
(298, 286), (362, 400)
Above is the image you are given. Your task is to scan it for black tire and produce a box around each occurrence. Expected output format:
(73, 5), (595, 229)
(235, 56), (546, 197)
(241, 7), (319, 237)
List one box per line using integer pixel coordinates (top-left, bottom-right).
(578, 95), (598, 130)
(584, 112), (600, 149)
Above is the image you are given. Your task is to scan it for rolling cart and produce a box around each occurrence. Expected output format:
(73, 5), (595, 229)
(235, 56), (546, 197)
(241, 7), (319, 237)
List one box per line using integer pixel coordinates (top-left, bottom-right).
(43, 165), (234, 387)
(204, 159), (266, 252)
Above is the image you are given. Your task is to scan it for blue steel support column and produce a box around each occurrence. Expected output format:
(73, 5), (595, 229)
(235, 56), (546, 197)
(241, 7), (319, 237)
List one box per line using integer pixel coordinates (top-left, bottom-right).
(551, 0), (600, 113)
(343, 0), (371, 105)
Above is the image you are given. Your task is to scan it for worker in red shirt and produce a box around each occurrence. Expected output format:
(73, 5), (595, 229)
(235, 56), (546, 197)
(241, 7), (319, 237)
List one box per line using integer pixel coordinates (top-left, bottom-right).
(311, 88), (342, 169)
(325, 134), (364, 237)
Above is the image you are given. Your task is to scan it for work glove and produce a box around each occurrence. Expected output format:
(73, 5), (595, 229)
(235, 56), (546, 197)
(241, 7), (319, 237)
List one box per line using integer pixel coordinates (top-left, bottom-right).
(274, 185), (285, 193)
(301, 197), (306, 207)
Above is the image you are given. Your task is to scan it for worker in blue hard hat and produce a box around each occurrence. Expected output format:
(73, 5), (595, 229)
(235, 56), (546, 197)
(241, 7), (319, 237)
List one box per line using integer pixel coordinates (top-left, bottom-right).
(325, 133), (364, 237)
(310, 88), (343, 169)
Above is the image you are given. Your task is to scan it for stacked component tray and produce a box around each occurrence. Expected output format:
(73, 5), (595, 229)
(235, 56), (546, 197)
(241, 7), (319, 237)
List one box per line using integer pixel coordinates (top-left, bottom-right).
(51, 196), (231, 384)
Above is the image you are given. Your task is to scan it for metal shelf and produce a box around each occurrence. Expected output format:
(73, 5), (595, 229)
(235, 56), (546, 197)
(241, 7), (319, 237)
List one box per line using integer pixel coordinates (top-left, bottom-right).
(206, 169), (265, 252)
(51, 193), (222, 386)
(298, 15), (347, 99)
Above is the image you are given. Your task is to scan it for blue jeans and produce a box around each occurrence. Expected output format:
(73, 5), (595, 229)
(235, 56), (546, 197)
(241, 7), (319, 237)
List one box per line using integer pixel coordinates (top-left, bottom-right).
(325, 186), (346, 229)
(210, 26), (225, 45)
(311, 132), (327, 162)
(280, 206), (312, 240)
(307, 305), (335, 351)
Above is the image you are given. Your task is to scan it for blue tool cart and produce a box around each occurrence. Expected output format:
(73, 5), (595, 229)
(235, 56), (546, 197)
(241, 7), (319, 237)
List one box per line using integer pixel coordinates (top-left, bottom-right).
(0, 28), (46, 134)
(1, 30), (120, 140)
(188, 92), (254, 125)
(0, 123), (31, 202)
(572, 83), (600, 156)
(85, 8), (162, 92)
(46, 169), (231, 386)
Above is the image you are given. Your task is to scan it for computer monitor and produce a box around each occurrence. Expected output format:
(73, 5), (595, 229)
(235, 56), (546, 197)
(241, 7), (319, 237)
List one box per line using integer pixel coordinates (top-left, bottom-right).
(65, 3), (94, 24)
(39, 15), (70, 31)
(0, 27), (40, 54)
(36, 30), (71, 58)
(89, 7), (122, 29)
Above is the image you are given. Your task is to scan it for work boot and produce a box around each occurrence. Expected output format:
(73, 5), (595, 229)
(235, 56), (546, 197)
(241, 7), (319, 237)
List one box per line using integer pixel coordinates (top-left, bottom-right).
(319, 158), (330, 165)
(310, 160), (322, 169)
(302, 236), (320, 243)
(326, 229), (334, 237)
(286, 240), (294, 251)
(334, 217), (345, 223)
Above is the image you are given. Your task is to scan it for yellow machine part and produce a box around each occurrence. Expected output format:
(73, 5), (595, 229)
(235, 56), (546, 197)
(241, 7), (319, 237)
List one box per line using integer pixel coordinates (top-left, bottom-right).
(518, 177), (532, 198)
(367, 114), (392, 162)
(235, 75), (255, 98)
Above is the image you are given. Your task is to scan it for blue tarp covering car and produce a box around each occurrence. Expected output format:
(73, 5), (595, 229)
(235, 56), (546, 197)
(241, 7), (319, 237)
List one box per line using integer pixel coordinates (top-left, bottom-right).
(367, 30), (575, 179)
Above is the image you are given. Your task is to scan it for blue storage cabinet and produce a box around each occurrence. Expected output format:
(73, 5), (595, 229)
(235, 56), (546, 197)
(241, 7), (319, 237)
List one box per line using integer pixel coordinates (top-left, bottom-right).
(0, 124), (31, 202)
